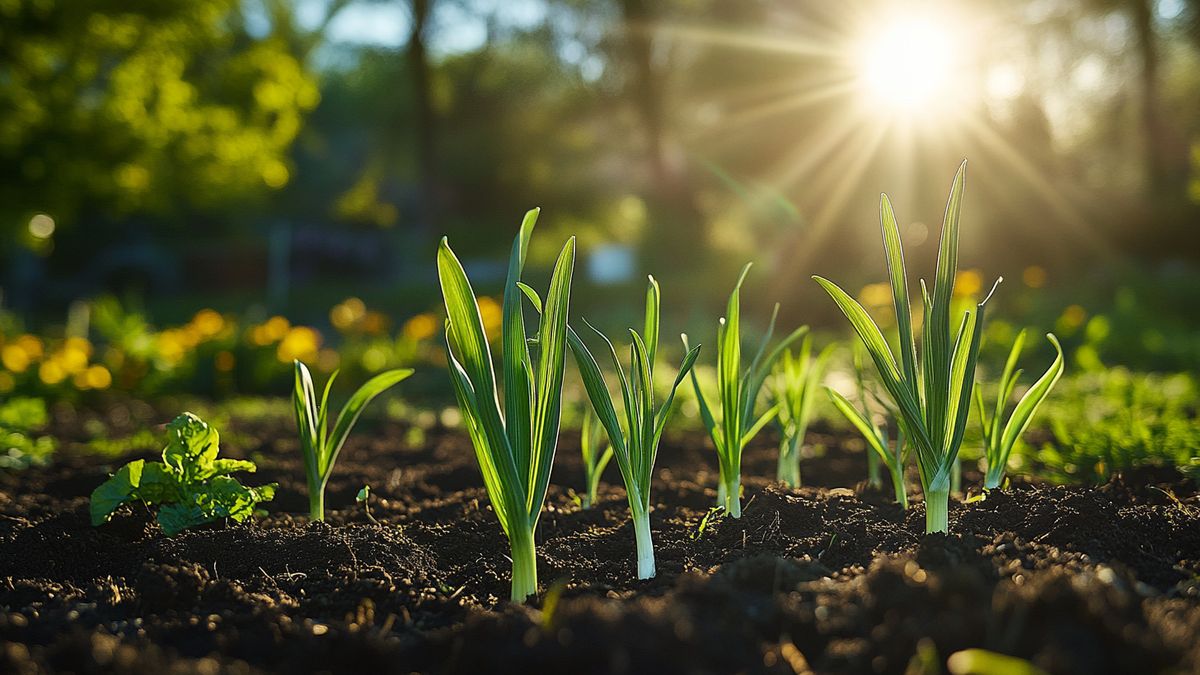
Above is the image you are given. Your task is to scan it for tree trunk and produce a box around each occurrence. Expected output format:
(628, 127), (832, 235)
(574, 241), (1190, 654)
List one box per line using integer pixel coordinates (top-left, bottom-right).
(408, 0), (437, 235)
(618, 0), (705, 272)
(1129, 0), (1186, 195)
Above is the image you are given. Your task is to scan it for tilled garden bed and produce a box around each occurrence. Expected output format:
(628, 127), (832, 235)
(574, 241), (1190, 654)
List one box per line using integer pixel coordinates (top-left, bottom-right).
(2, 417), (1198, 674)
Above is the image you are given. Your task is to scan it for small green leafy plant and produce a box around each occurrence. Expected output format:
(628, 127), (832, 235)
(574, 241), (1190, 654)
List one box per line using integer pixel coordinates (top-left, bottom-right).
(826, 351), (910, 508)
(579, 408), (613, 509)
(976, 330), (1065, 489)
(569, 276), (701, 579)
(771, 334), (831, 488)
(1039, 369), (1198, 483)
(0, 397), (55, 470)
(91, 412), (276, 536)
(356, 485), (378, 523)
(438, 208), (576, 602)
(293, 361), (412, 522)
(684, 263), (805, 518)
(814, 162), (994, 533)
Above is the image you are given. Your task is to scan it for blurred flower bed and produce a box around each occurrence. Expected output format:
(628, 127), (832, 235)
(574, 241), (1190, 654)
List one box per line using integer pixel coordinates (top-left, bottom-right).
(0, 295), (503, 400)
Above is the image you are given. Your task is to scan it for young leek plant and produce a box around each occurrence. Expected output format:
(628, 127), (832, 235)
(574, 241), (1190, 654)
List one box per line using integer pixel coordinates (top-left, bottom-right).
(438, 208), (576, 602)
(568, 276), (701, 579)
(683, 263), (805, 518)
(976, 330), (1065, 489)
(851, 346), (885, 489)
(814, 162), (996, 533)
(825, 354), (910, 508)
(579, 408), (613, 509)
(771, 334), (833, 488)
(293, 361), (412, 522)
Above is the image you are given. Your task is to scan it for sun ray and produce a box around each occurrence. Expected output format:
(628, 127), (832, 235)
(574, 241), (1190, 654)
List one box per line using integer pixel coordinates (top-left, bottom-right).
(957, 115), (1116, 260)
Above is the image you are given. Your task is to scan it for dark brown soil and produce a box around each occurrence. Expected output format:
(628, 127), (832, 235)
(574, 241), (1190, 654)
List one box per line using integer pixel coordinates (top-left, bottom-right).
(2, 413), (1199, 674)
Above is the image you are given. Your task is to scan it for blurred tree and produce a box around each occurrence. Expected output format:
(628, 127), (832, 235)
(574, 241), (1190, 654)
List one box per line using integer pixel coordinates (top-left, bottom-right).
(0, 0), (319, 250)
(1089, 0), (1190, 194)
(613, 0), (707, 271)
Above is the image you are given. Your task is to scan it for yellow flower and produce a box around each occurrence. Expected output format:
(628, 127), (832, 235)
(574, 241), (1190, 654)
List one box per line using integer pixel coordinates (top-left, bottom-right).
(857, 282), (892, 308)
(39, 361), (66, 385)
(1057, 304), (1088, 333)
(251, 316), (291, 345)
(954, 269), (983, 298)
(60, 337), (92, 374)
(191, 309), (226, 338)
(360, 311), (388, 335)
(402, 313), (439, 342)
(276, 326), (322, 363)
(1, 344), (30, 373)
(330, 298), (366, 332)
(85, 364), (113, 389)
(478, 296), (502, 341)
(15, 335), (43, 360)
(157, 330), (187, 365)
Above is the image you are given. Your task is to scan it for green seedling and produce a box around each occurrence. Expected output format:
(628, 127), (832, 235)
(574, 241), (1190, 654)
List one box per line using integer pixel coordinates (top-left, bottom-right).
(826, 349), (910, 508)
(293, 361), (412, 522)
(771, 334), (833, 488)
(976, 330), (1064, 489)
(579, 408), (613, 509)
(356, 485), (378, 524)
(684, 263), (805, 517)
(91, 412), (276, 536)
(438, 208), (576, 602)
(568, 276), (701, 579)
(814, 162), (995, 533)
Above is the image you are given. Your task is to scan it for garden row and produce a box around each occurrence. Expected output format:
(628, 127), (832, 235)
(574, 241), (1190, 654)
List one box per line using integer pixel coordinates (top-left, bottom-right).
(89, 164), (1085, 604)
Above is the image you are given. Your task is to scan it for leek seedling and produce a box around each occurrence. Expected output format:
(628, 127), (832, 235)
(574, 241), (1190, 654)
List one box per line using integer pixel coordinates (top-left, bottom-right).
(850, 346), (885, 489)
(825, 355), (910, 508)
(579, 408), (613, 509)
(569, 276), (701, 579)
(293, 361), (412, 522)
(771, 334), (833, 488)
(683, 263), (805, 518)
(814, 162), (995, 533)
(438, 208), (575, 602)
(976, 330), (1065, 489)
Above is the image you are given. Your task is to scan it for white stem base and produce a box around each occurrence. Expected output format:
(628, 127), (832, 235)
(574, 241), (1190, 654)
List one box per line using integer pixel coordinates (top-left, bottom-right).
(633, 514), (655, 580)
(925, 490), (949, 534)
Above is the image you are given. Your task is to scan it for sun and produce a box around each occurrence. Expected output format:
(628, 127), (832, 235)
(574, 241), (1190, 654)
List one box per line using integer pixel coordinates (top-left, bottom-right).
(855, 16), (959, 113)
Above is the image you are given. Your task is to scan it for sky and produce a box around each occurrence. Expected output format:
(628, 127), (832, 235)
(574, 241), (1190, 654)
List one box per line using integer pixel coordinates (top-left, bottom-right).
(298, 0), (547, 55)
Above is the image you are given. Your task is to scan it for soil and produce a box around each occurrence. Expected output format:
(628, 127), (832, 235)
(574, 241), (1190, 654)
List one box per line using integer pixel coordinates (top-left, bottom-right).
(2, 412), (1199, 674)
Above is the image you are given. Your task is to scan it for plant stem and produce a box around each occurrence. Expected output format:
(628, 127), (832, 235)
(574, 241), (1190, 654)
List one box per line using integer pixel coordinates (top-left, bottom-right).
(509, 526), (539, 602)
(722, 473), (742, 518)
(983, 468), (1002, 490)
(776, 437), (801, 488)
(950, 455), (962, 493)
(891, 466), (909, 509)
(716, 470), (727, 507)
(924, 489), (949, 534)
(308, 482), (325, 522)
(867, 447), (883, 489)
(633, 512), (655, 580)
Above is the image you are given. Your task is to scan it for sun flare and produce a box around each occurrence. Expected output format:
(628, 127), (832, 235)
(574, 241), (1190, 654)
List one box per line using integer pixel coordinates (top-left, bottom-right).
(856, 16), (958, 112)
